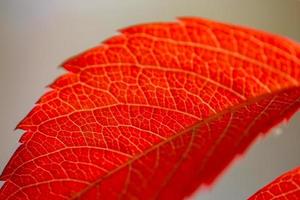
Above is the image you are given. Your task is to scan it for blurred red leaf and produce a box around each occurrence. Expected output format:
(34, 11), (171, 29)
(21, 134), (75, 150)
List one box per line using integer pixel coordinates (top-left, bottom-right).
(1, 17), (300, 200)
(249, 166), (300, 200)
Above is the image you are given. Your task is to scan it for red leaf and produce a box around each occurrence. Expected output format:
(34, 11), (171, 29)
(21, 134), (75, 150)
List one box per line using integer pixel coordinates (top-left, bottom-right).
(1, 17), (300, 200)
(249, 166), (300, 200)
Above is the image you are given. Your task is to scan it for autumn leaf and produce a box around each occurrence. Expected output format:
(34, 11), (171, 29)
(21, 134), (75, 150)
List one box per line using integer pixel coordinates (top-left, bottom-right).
(0, 17), (299, 200)
(249, 166), (300, 200)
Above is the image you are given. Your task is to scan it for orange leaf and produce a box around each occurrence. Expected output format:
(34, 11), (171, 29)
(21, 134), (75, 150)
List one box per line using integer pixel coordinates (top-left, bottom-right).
(249, 166), (300, 200)
(1, 17), (300, 199)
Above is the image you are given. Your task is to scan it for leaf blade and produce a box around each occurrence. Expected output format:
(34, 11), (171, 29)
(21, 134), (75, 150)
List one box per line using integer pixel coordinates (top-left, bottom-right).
(1, 17), (300, 200)
(248, 166), (300, 200)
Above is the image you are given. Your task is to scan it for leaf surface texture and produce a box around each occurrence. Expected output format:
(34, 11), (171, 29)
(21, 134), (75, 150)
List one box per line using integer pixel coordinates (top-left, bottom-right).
(1, 17), (300, 200)
(249, 167), (300, 200)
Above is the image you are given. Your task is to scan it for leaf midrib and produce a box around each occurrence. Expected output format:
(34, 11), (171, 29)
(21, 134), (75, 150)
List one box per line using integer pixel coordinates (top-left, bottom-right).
(71, 86), (300, 199)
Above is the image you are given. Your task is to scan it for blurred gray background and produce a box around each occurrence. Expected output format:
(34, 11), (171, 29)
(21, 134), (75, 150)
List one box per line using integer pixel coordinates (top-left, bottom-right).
(0, 0), (299, 199)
